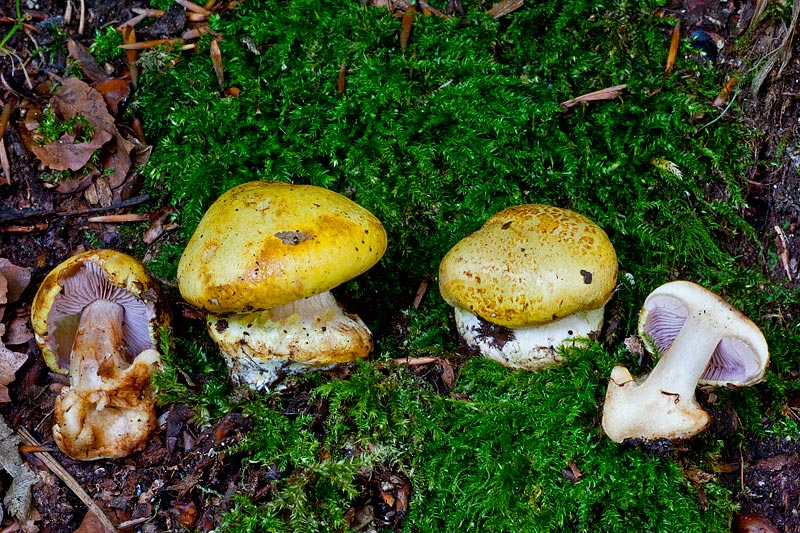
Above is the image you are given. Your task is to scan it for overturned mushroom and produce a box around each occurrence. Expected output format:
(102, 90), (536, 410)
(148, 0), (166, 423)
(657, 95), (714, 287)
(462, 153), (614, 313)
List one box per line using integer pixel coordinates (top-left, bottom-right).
(31, 250), (170, 460)
(438, 204), (618, 370)
(602, 281), (769, 443)
(177, 181), (387, 390)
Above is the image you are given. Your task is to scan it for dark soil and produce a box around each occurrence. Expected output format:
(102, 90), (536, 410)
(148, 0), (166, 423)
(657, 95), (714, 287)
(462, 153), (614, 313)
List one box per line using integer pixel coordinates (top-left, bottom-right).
(0, 0), (799, 531)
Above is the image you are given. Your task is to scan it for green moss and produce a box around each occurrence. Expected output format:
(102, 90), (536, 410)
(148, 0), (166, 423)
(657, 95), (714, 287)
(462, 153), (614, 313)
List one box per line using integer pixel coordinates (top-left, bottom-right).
(134, 0), (800, 530)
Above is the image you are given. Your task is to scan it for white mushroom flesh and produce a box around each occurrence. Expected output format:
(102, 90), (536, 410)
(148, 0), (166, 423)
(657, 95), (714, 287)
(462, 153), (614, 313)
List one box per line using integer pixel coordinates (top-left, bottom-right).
(454, 306), (605, 370)
(207, 291), (372, 390)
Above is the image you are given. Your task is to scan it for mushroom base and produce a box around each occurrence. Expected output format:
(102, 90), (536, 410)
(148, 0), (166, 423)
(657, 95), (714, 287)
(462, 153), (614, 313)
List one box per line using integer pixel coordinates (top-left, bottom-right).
(454, 307), (605, 370)
(601, 365), (711, 443)
(207, 291), (372, 390)
(54, 349), (161, 460)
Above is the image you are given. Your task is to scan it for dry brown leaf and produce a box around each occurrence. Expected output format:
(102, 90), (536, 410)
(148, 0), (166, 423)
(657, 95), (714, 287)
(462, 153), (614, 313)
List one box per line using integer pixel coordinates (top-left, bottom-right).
(0, 259), (31, 304)
(5, 311), (33, 346)
(664, 20), (681, 78)
(30, 78), (116, 172)
(712, 76), (738, 107)
(400, 5), (415, 51)
(210, 39), (224, 93)
(67, 40), (111, 84)
(101, 130), (137, 189)
(560, 84), (628, 110)
(93, 78), (131, 116)
(486, 0), (524, 19)
(0, 415), (38, 522)
(74, 510), (115, 533)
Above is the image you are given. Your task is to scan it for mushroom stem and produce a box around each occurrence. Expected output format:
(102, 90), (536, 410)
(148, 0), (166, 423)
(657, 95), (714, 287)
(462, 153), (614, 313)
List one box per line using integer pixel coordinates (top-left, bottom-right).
(54, 299), (160, 460)
(642, 324), (721, 401)
(207, 290), (373, 390)
(69, 299), (127, 389)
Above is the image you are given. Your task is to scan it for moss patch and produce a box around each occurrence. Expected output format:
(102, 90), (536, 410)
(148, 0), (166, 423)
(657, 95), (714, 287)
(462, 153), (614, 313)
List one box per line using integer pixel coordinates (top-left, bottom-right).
(133, 0), (800, 530)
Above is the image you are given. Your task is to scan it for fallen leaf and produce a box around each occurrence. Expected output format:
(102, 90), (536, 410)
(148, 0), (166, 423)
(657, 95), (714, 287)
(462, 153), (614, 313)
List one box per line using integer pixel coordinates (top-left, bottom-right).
(560, 84), (627, 110)
(74, 510), (115, 533)
(486, 0), (524, 19)
(664, 20), (681, 78)
(93, 78), (131, 116)
(0, 259), (31, 303)
(713, 76), (738, 107)
(210, 39), (224, 93)
(0, 414), (39, 521)
(30, 78), (116, 172)
(400, 5), (415, 51)
(67, 40), (111, 84)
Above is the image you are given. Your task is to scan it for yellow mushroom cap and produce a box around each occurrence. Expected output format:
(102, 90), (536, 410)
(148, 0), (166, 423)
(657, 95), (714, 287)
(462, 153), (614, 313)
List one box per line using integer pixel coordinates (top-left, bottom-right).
(438, 204), (618, 329)
(177, 181), (388, 314)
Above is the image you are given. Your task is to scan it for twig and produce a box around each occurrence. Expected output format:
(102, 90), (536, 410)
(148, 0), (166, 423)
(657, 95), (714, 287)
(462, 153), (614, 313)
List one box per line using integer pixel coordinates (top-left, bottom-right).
(0, 139), (10, 186)
(87, 213), (149, 223)
(412, 279), (428, 309)
(17, 428), (118, 532)
(175, 0), (212, 16)
(79, 0), (85, 36)
(0, 194), (151, 224)
(560, 84), (627, 110)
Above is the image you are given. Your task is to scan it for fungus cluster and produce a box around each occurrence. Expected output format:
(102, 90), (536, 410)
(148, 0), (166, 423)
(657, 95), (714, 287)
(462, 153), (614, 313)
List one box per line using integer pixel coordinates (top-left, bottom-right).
(177, 180), (387, 390)
(31, 250), (169, 460)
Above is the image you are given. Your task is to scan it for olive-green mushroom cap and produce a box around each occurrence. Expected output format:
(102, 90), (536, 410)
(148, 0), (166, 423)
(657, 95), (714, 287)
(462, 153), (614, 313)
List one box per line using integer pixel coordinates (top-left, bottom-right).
(438, 204), (618, 329)
(177, 181), (388, 314)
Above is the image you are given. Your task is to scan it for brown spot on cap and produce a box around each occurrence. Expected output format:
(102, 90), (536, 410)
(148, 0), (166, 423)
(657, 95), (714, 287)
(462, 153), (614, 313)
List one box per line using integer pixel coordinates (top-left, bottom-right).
(274, 231), (312, 245)
(580, 269), (593, 284)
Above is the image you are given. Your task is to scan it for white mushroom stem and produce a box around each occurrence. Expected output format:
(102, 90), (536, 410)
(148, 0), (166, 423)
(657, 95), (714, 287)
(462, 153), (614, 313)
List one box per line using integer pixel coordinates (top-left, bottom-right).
(207, 291), (373, 390)
(454, 306), (605, 371)
(68, 300), (127, 390)
(54, 299), (160, 460)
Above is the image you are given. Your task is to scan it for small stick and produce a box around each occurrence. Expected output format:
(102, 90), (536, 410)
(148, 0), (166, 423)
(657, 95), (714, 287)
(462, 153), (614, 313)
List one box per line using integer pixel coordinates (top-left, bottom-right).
(17, 428), (118, 532)
(0, 139), (10, 186)
(79, 0), (85, 35)
(119, 38), (184, 50)
(393, 356), (439, 365)
(560, 84), (627, 110)
(131, 8), (165, 17)
(210, 39), (224, 92)
(0, 224), (49, 233)
(175, 0), (212, 16)
(0, 194), (150, 224)
(412, 279), (428, 309)
(87, 213), (149, 223)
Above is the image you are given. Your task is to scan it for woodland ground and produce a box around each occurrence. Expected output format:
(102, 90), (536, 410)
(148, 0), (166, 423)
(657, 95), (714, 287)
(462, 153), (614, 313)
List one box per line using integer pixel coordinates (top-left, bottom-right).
(1, 0), (800, 532)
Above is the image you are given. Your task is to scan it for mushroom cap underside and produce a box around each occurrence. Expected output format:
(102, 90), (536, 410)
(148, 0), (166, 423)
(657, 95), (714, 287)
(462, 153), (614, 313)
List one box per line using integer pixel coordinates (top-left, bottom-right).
(31, 249), (169, 373)
(177, 181), (388, 314)
(638, 280), (769, 387)
(438, 204), (618, 328)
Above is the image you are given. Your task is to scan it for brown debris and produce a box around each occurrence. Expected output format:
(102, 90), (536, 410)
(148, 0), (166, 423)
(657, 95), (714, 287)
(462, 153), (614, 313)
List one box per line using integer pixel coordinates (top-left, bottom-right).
(29, 78), (116, 172)
(485, 0), (524, 19)
(664, 20), (681, 78)
(400, 5), (415, 52)
(560, 84), (627, 110)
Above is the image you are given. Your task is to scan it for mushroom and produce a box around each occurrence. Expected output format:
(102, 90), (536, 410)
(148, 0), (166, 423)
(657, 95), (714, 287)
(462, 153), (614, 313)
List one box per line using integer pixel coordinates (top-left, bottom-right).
(602, 280), (769, 443)
(31, 250), (170, 460)
(438, 204), (618, 370)
(177, 181), (387, 390)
